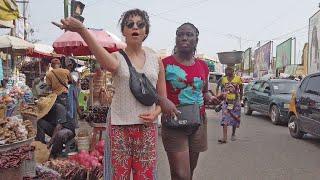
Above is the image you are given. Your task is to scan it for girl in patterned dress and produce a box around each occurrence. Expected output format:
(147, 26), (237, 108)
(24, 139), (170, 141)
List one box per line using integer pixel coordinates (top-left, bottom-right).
(218, 66), (243, 144)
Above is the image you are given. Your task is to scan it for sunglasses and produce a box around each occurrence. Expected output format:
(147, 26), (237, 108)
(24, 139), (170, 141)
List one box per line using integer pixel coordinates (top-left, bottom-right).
(125, 21), (146, 29)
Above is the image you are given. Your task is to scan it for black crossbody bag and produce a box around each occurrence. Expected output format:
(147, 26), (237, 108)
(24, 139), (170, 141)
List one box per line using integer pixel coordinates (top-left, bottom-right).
(161, 103), (202, 129)
(161, 62), (204, 129)
(119, 50), (158, 106)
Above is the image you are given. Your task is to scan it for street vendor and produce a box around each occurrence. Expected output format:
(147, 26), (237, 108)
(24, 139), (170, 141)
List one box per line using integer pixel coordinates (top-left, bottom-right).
(34, 94), (75, 159)
(45, 58), (71, 108)
(218, 66), (243, 143)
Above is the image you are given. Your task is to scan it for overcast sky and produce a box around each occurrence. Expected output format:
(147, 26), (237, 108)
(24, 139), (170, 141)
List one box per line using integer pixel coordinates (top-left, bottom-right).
(8, 0), (320, 58)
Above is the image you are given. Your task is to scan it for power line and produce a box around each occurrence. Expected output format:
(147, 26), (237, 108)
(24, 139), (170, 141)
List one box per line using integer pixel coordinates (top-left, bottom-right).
(153, 0), (210, 15)
(108, 0), (258, 43)
(86, 0), (312, 52)
(270, 25), (308, 40)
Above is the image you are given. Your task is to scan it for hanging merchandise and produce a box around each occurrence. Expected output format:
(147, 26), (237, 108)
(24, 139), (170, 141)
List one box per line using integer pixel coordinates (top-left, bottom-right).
(20, 59), (49, 88)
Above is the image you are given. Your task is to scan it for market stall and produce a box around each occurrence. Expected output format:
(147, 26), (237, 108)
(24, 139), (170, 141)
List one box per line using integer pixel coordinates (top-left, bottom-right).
(0, 30), (125, 180)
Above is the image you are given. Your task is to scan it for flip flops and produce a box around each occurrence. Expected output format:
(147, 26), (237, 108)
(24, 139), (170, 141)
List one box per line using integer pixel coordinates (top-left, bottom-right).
(218, 139), (227, 144)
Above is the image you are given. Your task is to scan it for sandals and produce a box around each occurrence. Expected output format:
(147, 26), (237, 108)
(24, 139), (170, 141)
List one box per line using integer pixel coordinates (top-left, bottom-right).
(218, 139), (227, 144)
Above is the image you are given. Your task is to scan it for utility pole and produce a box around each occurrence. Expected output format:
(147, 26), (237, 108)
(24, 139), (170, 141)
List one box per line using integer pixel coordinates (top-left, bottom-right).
(64, 0), (69, 18)
(22, 0), (28, 40)
(227, 34), (242, 50)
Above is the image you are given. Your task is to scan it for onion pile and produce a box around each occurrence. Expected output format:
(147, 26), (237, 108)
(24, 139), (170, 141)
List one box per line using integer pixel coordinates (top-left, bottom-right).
(69, 140), (105, 170)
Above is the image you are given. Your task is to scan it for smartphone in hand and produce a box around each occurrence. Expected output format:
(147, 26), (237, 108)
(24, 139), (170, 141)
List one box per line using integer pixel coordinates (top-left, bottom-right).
(52, 21), (63, 29)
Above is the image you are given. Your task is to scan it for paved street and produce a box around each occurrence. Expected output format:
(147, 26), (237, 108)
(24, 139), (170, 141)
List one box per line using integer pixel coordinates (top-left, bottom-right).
(157, 109), (320, 180)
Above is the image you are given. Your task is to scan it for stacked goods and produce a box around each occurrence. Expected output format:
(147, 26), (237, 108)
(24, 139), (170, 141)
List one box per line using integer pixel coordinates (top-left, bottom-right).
(43, 159), (87, 180)
(0, 118), (36, 145)
(0, 95), (14, 105)
(0, 85), (34, 117)
(0, 86), (33, 105)
(0, 144), (35, 169)
(20, 61), (47, 88)
(83, 106), (109, 124)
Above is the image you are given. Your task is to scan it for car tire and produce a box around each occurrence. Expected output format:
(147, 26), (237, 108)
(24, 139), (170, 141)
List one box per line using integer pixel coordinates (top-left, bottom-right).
(244, 100), (252, 115)
(270, 105), (280, 125)
(288, 115), (304, 139)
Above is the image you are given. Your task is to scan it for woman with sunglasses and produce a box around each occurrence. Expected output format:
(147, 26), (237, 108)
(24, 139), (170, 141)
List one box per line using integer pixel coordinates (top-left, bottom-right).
(162, 23), (220, 180)
(57, 9), (177, 179)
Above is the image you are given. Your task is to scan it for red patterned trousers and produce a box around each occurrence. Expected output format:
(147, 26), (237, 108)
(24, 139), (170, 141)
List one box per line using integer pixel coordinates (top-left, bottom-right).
(110, 124), (158, 180)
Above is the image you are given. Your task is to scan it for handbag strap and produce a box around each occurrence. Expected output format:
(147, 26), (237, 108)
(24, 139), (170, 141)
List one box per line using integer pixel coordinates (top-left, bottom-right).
(51, 70), (69, 89)
(119, 49), (135, 70)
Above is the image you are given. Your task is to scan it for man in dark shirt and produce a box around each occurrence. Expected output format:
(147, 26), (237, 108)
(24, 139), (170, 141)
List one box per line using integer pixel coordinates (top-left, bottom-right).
(35, 102), (75, 158)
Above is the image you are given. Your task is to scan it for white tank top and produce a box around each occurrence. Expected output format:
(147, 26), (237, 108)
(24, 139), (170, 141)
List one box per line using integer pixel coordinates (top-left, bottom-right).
(110, 47), (159, 125)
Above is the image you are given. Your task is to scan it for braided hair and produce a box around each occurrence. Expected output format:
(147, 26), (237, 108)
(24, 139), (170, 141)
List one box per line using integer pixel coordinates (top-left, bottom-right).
(175, 22), (199, 55)
(176, 22), (199, 37)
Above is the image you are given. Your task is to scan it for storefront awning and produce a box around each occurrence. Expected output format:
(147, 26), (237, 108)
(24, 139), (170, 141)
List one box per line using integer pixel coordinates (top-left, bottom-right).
(0, 0), (20, 21)
(0, 19), (14, 28)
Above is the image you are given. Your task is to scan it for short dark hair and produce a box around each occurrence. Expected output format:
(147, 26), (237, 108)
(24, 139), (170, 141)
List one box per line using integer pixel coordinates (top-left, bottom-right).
(119, 9), (150, 41)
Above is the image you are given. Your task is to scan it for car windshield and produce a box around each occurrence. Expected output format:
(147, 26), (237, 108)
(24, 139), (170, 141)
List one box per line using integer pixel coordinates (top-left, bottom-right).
(272, 82), (298, 94)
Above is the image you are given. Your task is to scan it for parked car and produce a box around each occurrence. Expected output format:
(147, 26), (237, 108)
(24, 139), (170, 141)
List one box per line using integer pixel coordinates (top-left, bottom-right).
(243, 79), (298, 125)
(288, 72), (320, 138)
(241, 81), (254, 106)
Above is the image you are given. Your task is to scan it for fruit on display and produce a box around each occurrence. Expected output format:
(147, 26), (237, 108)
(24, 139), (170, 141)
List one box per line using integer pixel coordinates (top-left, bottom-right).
(80, 77), (90, 90)
(83, 106), (109, 124)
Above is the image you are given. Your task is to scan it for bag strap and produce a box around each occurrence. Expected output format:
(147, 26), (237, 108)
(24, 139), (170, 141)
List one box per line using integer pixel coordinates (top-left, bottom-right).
(119, 49), (134, 69)
(51, 70), (69, 89)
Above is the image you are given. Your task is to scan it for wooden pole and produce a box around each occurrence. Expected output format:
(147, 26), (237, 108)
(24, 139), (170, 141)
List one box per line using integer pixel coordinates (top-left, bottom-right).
(64, 0), (69, 18)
